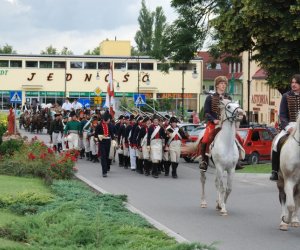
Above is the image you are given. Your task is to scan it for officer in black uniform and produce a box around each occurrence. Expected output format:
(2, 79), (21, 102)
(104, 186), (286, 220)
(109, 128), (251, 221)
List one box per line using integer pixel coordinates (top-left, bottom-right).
(95, 111), (114, 177)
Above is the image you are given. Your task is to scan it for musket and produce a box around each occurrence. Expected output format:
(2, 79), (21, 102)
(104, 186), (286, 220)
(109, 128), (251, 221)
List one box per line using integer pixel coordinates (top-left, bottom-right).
(132, 107), (149, 118)
(120, 105), (133, 115)
(144, 102), (165, 118)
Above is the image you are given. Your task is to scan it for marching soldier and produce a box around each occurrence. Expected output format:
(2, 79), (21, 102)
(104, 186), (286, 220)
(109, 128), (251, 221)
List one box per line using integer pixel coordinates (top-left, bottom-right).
(138, 116), (152, 176)
(49, 113), (64, 153)
(81, 111), (92, 160)
(128, 115), (138, 171)
(95, 111), (115, 177)
(147, 114), (166, 178)
(270, 74), (300, 181)
(122, 116), (131, 169)
(64, 111), (82, 150)
(117, 115), (126, 167)
(165, 117), (187, 178)
(88, 117), (99, 163)
(132, 116), (144, 174)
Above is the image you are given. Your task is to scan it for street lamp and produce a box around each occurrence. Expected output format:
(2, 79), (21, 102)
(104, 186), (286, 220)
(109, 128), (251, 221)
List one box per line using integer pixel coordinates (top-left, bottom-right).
(247, 49), (252, 124)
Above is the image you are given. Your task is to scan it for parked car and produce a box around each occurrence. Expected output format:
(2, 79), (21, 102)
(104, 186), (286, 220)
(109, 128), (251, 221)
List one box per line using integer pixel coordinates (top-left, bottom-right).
(181, 125), (206, 162)
(178, 123), (201, 135)
(237, 127), (275, 165)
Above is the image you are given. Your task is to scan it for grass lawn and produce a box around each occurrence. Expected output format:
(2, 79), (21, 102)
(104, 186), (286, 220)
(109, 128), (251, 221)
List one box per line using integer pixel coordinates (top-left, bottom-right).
(0, 175), (215, 250)
(236, 163), (271, 174)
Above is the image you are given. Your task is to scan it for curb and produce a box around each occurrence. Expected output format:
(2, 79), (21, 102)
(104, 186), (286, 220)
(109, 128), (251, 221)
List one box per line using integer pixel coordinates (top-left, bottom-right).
(75, 173), (190, 243)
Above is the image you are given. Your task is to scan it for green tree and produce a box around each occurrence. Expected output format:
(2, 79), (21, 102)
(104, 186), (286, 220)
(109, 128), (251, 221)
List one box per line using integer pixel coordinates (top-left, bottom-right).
(40, 45), (58, 55)
(84, 46), (100, 55)
(135, 0), (154, 54)
(151, 6), (167, 58)
(0, 44), (16, 54)
(60, 47), (73, 55)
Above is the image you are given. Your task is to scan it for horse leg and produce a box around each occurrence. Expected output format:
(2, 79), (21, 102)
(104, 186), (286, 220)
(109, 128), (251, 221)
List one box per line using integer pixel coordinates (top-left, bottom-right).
(215, 167), (227, 215)
(200, 171), (207, 208)
(291, 187), (300, 227)
(283, 180), (295, 224)
(224, 168), (234, 204)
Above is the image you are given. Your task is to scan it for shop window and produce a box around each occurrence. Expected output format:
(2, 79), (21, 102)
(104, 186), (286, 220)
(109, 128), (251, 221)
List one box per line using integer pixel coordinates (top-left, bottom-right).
(40, 61), (53, 68)
(10, 60), (22, 68)
(70, 62), (83, 69)
(141, 63), (153, 70)
(0, 60), (9, 67)
(98, 62), (110, 70)
(84, 62), (97, 69)
(54, 61), (66, 68)
(26, 61), (38, 68)
(128, 62), (140, 70)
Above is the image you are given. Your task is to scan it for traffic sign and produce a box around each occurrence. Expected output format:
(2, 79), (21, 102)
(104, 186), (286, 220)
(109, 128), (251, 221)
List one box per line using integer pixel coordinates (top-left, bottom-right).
(94, 87), (102, 96)
(10, 91), (22, 104)
(133, 94), (146, 106)
(94, 96), (102, 105)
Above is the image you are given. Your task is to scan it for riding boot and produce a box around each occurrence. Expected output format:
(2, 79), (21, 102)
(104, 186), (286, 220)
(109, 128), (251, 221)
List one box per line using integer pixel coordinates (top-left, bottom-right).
(137, 159), (144, 174)
(164, 161), (171, 176)
(199, 143), (208, 172)
(235, 160), (244, 170)
(152, 163), (159, 178)
(270, 150), (279, 181)
(118, 154), (124, 167)
(157, 161), (162, 175)
(171, 162), (178, 178)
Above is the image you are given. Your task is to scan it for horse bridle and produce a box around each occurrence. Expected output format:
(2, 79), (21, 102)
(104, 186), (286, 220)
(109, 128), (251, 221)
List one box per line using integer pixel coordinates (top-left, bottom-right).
(224, 102), (240, 122)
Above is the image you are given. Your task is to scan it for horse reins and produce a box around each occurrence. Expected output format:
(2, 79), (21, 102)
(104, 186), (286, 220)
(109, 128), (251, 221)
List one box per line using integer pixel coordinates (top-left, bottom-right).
(223, 102), (240, 123)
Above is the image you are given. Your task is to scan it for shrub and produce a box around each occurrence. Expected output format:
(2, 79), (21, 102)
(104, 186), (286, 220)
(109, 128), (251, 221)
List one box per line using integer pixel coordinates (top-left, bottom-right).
(0, 139), (23, 156)
(0, 112), (8, 145)
(0, 138), (78, 182)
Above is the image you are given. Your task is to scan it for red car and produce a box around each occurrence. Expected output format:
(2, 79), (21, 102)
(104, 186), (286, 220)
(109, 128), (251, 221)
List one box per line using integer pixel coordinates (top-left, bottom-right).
(181, 125), (206, 162)
(237, 127), (275, 165)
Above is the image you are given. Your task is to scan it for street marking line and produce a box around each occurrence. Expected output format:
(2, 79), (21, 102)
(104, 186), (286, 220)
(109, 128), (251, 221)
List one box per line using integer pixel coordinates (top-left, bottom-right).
(76, 173), (190, 243)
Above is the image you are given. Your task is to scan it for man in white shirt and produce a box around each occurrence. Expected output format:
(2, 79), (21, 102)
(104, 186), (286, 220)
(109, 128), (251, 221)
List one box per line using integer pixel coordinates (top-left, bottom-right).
(71, 98), (83, 111)
(62, 97), (72, 113)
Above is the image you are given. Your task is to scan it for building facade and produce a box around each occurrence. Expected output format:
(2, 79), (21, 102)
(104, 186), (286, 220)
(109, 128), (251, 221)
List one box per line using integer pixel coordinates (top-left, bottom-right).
(0, 54), (203, 115)
(242, 52), (281, 125)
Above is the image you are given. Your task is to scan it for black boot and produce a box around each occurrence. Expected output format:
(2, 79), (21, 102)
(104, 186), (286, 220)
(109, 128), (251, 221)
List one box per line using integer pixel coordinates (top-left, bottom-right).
(139, 159), (144, 174)
(164, 161), (171, 176)
(89, 152), (93, 161)
(152, 163), (159, 178)
(270, 150), (279, 181)
(144, 160), (151, 176)
(118, 154), (124, 167)
(86, 152), (90, 161)
(199, 143), (208, 172)
(79, 149), (84, 159)
(171, 162), (178, 178)
(124, 156), (129, 169)
(235, 160), (244, 170)
(93, 155), (99, 163)
(57, 143), (62, 153)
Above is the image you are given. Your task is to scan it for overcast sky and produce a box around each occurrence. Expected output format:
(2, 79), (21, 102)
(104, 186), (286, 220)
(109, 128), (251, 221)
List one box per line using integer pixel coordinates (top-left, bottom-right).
(0, 0), (177, 54)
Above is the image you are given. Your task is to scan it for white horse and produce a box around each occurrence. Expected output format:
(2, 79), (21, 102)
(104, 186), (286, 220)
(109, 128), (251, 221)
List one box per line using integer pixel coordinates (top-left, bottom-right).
(277, 111), (300, 230)
(200, 99), (244, 215)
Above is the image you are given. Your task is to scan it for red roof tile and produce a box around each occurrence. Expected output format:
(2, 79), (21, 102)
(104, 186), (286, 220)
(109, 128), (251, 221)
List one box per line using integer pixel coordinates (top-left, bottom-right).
(252, 69), (267, 79)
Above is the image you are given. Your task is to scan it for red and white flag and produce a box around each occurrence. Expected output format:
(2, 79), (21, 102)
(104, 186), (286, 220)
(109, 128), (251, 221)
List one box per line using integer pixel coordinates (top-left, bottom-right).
(104, 62), (115, 118)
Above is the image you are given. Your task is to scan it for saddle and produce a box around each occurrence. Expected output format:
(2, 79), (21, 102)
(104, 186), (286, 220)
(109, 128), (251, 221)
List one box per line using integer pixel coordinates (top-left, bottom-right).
(277, 134), (289, 154)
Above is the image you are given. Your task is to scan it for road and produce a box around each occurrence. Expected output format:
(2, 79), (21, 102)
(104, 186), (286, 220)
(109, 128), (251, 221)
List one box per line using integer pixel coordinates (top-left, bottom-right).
(20, 129), (300, 250)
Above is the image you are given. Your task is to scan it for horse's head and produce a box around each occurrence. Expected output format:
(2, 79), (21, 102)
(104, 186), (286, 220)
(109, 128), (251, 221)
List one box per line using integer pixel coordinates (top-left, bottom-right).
(220, 99), (244, 123)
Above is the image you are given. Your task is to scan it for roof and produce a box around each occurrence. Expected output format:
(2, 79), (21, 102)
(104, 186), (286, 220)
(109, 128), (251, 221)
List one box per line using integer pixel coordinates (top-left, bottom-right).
(197, 51), (230, 81)
(252, 68), (267, 80)
(226, 72), (243, 80)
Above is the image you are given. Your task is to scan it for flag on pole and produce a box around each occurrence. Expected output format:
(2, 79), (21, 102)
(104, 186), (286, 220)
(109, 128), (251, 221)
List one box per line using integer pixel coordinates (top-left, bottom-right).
(104, 62), (115, 118)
